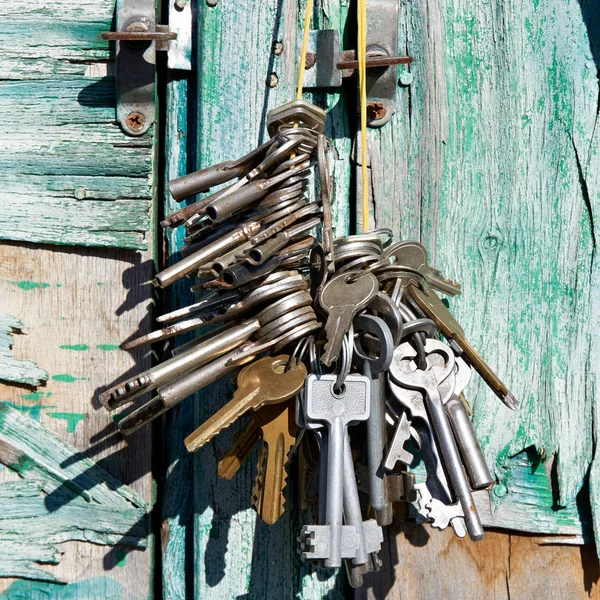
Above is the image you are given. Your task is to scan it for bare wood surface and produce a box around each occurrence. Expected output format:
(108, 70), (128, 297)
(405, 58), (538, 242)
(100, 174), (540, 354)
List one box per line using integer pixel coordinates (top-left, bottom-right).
(0, 241), (154, 598)
(358, 525), (600, 600)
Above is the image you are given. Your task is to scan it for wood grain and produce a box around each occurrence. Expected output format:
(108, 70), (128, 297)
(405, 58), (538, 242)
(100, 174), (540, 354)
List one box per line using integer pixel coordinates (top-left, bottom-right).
(0, 1), (152, 249)
(0, 314), (49, 387)
(358, 526), (600, 600)
(0, 241), (154, 598)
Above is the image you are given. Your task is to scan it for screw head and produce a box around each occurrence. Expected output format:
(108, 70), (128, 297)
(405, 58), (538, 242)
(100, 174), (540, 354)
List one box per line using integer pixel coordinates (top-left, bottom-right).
(367, 101), (387, 121)
(175, 0), (187, 9)
(126, 111), (146, 133)
(273, 41), (284, 56)
(399, 71), (413, 86)
(304, 52), (316, 70)
(206, 0), (219, 6)
(74, 186), (87, 200)
(266, 73), (279, 88)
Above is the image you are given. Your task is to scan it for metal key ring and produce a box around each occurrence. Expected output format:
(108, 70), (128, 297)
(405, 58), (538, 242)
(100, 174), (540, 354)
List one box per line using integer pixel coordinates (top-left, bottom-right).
(334, 324), (354, 393)
(368, 227), (394, 248)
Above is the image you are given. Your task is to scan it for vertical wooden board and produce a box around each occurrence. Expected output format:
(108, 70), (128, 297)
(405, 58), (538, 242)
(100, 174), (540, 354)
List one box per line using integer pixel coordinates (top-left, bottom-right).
(0, 1), (152, 249)
(181, 0), (352, 596)
(364, 0), (600, 535)
(0, 242), (154, 598)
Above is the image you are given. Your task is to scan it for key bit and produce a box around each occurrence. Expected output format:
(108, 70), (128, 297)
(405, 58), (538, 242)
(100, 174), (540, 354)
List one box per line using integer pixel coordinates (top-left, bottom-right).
(251, 402), (298, 524)
(407, 283), (518, 411)
(217, 419), (261, 480)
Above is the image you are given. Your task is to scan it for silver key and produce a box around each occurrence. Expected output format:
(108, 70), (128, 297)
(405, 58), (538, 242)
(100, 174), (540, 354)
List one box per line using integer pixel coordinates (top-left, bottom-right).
(300, 374), (370, 567)
(383, 241), (462, 296)
(446, 357), (494, 489)
(414, 483), (467, 538)
(353, 314), (394, 513)
(390, 340), (484, 542)
(384, 410), (413, 470)
(319, 272), (378, 366)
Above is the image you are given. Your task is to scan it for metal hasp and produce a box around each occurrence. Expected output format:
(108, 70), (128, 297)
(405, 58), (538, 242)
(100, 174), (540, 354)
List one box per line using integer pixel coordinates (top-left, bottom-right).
(101, 0), (177, 136)
(302, 0), (409, 127)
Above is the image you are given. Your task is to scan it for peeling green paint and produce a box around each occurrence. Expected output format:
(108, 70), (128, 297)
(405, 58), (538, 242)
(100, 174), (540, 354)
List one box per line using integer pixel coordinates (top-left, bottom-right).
(96, 344), (120, 351)
(115, 546), (128, 568)
(0, 314), (49, 387)
(47, 411), (87, 433)
(1, 401), (57, 421)
(0, 576), (124, 599)
(8, 281), (50, 291)
(58, 344), (88, 351)
(0, 404), (148, 582)
(21, 392), (52, 402)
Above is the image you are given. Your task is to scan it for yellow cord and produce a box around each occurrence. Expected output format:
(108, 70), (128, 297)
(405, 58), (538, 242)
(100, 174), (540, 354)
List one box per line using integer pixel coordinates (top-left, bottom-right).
(296, 0), (314, 100)
(358, 0), (368, 231)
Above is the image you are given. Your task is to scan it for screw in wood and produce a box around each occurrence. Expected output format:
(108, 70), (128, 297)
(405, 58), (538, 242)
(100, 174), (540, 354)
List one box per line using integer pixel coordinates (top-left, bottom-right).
(266, 73), (279, 88)
(126, 112), (146, 133)
(367, 101), (387, 121)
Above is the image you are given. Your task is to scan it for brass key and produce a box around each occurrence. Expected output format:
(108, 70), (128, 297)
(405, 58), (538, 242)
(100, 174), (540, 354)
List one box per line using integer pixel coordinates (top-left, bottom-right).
(184, 355), (306, 452)
(217, 419), (261, 480)
(407, 283), (518, 410)
(251, 401), (298, 524)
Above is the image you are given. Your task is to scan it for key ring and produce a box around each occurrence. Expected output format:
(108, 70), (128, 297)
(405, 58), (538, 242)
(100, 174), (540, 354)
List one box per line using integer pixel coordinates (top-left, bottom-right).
(333, 324), (354, 394)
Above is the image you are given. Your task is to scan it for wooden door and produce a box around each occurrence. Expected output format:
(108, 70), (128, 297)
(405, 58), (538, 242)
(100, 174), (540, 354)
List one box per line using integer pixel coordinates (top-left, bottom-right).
(161, 0), (600, 598)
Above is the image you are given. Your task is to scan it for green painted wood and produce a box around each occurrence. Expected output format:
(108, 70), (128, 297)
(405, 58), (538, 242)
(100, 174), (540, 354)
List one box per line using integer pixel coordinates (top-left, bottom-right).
(363, 0), (600, 545)
(163, 0), (600, 593)
(0, 314), (49, 387)
(162, 74), (195, 600)
(0, 1), (152, 249)
(0, 403), (148, 582)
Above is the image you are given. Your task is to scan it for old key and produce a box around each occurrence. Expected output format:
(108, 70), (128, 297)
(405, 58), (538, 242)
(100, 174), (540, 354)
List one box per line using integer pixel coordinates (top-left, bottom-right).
(408, 283), (518, 411)
(184, 356), (306, 452)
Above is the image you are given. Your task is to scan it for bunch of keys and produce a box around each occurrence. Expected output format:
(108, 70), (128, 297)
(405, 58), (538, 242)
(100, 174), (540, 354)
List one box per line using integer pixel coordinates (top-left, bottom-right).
(98, 100), (334, 434)
(97, 104), (517, 587)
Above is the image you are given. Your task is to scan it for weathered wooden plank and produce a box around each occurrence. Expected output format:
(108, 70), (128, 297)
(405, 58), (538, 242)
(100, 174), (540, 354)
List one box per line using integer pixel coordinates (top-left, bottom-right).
(161, 74), (195, 600)
(360, 0), (600, 538)
(0, 241), (154, 597)
(357, 526), (600, 600)
(0, 405), (148, 583)
(179, 0), (352, 596)
(0, 314), (49, 387)
(0, 1), (153, 249)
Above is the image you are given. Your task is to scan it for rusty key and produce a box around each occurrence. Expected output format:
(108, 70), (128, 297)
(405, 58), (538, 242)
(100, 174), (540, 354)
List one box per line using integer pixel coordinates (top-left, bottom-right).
(407, 283), (517, 411)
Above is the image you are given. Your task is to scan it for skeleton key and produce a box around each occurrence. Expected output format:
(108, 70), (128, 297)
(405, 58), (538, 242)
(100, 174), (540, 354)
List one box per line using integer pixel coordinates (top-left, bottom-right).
(184, 356), (306, 452)
(300, 374), (370, 568)
(168, 136), (278, 201)
(319, 272), (379, 366)
(251, 401), (298, 524)
(217, 419), (260, 480)
(390, 340), (484, 542)
(384, 241), (462, 296)
(353, 314), (394, 516)
(408, 283), (518, 411)
(446, 356), (494, 490)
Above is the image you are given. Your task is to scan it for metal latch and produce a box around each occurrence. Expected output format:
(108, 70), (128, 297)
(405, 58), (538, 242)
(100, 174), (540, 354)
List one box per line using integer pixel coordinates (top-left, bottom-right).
(301, 0), (411, 127)
(101, 0), (189, 136)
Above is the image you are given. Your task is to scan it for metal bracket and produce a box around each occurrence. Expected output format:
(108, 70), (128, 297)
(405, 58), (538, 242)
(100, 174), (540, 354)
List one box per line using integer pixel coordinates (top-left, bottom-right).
(101, 0), (178, 136)
(301, 0), (410, 127)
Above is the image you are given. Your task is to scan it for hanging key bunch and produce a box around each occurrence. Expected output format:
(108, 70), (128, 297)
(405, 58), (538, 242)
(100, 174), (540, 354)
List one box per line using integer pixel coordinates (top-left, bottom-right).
(293, 231), (516, 586)
(98, 100), (333, 433)
(97, 98), (516, 588)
